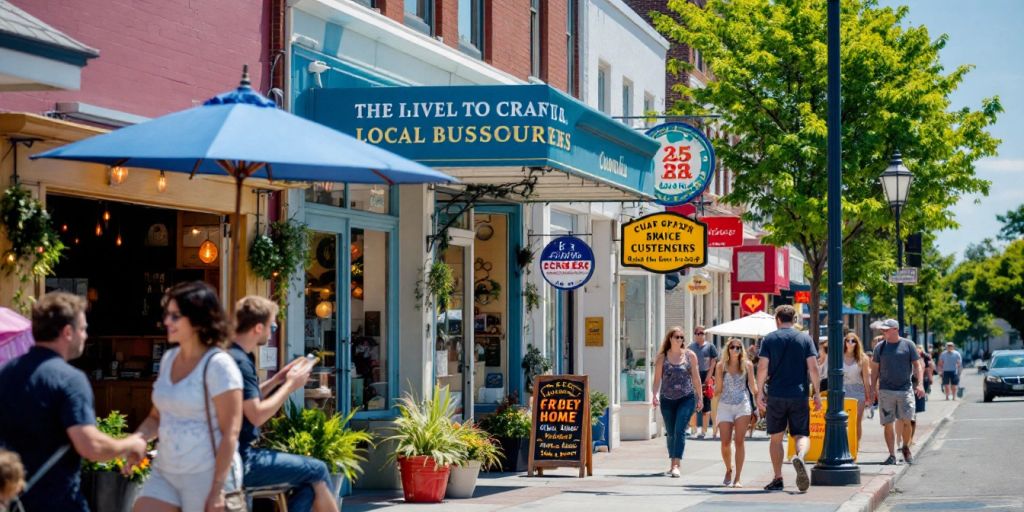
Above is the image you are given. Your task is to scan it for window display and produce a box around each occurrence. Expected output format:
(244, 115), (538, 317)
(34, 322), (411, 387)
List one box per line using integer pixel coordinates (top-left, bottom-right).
(619, 275), (650, 403)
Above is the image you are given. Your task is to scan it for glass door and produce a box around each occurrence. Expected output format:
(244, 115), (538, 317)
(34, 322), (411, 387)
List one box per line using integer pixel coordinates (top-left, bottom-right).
(434, 227), (476, 419)
(304, 212), (396, 419)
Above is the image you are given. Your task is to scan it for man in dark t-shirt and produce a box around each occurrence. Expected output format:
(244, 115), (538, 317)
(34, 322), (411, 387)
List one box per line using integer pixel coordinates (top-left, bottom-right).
(756, 305), (821, 493)
(0, 292), (145, 511)
(230, 296), (334, 512)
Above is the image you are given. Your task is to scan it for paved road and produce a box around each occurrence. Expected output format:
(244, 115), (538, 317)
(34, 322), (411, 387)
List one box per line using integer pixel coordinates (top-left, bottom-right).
(878, 370), (1024, 512)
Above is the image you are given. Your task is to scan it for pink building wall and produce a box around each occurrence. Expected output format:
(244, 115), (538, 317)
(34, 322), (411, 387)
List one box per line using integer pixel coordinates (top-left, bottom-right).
(1, 0), (272, 119)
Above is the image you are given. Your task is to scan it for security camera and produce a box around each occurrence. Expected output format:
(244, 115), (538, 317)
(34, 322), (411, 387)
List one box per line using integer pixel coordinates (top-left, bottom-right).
(307, 61), (329, 74)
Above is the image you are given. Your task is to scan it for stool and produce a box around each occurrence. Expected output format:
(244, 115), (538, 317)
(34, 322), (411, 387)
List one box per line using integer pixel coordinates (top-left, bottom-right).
(246, 484), (290, 512)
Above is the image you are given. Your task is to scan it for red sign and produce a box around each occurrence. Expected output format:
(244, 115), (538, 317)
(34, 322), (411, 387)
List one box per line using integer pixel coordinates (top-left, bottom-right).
(794, 291), (811, 303)
(740, 293), (768, 316)
(665, 204), (697, 217)
(699, 216), (743, 248)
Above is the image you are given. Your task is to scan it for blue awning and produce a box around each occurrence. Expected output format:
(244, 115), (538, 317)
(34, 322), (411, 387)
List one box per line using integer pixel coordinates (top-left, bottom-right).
(302, 84), (660, 201)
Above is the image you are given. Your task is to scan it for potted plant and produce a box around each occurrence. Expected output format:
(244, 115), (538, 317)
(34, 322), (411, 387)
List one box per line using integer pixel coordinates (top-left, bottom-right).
(589, 391), (610, 448)
(480, 395), (532, 472)
(446, 421), (502, 498)
(521, 345), (552, 395)
(81, 412), (151, 512)
(387, 385), (465, 503)
(262, 403), (374, 500)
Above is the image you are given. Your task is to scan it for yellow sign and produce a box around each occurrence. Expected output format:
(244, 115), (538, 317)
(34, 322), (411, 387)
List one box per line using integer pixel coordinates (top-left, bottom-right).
(686, 276), (712, 295)
(585, 317), (604, 347)
(621, 212), (707, 273)
(787, 396), (859, 462)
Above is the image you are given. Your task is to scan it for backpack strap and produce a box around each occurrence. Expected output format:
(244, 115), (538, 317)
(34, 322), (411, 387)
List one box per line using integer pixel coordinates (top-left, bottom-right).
(20, 444), (70, 495)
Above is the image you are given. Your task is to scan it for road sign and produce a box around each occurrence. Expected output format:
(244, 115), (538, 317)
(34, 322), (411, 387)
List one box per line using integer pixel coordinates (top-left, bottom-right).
(888, 267), (919, 285)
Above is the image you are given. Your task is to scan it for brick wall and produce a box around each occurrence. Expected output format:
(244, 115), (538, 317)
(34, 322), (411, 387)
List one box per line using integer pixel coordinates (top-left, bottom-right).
(378, 0), (405, 25)
(1, 0), (272, 119)
(623, 0), (708, 110)
(485, 0), (532, 80)
(541, 0), (568, 91)
(437, 0), (459, 50)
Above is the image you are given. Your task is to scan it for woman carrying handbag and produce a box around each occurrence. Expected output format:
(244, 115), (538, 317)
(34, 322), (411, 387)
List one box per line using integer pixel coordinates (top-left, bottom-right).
(132, 282), (245, 512)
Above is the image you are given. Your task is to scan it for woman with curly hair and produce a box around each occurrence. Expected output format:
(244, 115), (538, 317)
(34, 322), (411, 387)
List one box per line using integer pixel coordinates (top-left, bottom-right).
(133, 282), (243, 512)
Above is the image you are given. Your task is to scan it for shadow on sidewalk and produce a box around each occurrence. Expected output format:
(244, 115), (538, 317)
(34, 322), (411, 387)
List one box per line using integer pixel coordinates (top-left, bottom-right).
(680, 483), (778, 495)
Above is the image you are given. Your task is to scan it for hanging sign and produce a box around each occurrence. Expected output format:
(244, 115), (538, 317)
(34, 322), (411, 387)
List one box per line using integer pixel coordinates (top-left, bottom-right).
(699, 216), (743, 248)
(794, 290), (812, 303)
(528, 374), (593, 477)
(739, 293), (768, 316)
(621, 212), (707, 274)
(686, 275), (713, 295)
(646, 123), (716, 206)
(540, 236), (595, 290)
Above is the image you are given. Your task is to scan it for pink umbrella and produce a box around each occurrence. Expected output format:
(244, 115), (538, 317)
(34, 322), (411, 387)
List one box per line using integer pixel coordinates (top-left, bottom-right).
(0, 307), (33, 366)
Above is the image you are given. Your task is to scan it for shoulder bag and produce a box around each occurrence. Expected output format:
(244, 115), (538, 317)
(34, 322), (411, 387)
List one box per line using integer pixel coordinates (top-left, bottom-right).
(202, 350), (248, 512)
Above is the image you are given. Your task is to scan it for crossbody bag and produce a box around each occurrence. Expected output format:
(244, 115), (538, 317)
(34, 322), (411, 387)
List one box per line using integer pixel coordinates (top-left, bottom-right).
(202, 350), (247, 512)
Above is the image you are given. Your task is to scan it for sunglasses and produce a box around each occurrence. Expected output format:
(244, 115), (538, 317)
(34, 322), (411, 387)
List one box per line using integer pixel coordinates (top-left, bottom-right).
(672, 335), (685, 340)
(845, 339), (857, 344)
(729, 346), (743, 351)
(694, 331), (705, 335)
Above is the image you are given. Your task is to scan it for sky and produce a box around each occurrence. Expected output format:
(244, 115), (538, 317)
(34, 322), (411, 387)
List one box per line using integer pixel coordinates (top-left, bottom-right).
(877, 0), (1024, 261)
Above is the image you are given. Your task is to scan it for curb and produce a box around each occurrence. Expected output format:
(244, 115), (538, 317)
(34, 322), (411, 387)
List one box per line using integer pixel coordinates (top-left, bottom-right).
(836, 402), (959, 512)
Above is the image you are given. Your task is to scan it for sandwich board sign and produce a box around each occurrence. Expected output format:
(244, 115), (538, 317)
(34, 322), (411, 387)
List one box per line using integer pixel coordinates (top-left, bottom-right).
(528, 374), (593, 477)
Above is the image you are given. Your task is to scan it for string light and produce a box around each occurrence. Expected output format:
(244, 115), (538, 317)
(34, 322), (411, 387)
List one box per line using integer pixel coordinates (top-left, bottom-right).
(198, 239), (218, 264)
(108, 166), (128, 186)
(157, 171), (167, 193)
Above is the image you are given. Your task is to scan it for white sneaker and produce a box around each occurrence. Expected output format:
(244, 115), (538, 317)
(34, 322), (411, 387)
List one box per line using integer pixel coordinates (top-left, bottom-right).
(670, 467), (681, 478)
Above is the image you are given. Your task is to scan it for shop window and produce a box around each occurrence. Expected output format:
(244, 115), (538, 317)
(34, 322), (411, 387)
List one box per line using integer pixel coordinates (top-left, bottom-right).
(643, 93), (655, 127)
(622, 78), (633, 124)
(458, 0), (484, 58)
(530, 0), (542, 78)
(597, 64), (610, 114)
(472, 213), (508, 406)
(350, 228), (389, 410)
(619, 275), (650, 403)
(405, 0), (434, 35)
(305, 183), (390, 214)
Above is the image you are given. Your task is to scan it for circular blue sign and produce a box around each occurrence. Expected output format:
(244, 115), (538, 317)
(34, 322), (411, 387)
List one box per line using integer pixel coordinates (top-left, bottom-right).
(539, 236), (595, 290)
(645, 122), (717, 206)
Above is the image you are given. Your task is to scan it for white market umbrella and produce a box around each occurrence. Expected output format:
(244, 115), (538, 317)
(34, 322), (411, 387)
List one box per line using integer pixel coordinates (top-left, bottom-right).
(704, 312), (778, 339)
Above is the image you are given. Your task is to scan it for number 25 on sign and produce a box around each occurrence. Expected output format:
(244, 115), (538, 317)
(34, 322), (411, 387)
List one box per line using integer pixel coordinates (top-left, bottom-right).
(661, 145), (693, 180)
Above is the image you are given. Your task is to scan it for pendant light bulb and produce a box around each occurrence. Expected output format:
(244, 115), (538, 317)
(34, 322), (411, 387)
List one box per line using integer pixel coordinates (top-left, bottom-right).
(198, 239), (218, 264)
(95, 223), (103, 237)
(116, 234), (123, 246)
(102, 210), (111, 222)
(157, 171), (167, 193)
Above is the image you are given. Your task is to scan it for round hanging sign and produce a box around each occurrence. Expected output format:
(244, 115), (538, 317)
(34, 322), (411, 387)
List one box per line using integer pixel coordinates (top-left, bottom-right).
(539, 236), (595, 290)
(686, 275), (713, 295)
(646, 123), (716, 206)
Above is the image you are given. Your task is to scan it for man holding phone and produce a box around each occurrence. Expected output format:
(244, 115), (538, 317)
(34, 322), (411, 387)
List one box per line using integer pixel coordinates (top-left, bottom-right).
(229, 296), (338, 512)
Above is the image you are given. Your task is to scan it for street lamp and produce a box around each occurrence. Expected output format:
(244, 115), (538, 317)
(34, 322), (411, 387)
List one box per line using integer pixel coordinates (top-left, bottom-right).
(880, 151), (914, 336)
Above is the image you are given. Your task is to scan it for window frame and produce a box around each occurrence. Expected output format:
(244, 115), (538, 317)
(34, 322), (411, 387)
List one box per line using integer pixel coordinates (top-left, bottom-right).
(457, 0), (484, 59)
(405, 0), (435, 36)
(530, 0), (542, 78)
(621, 78), (633, 123)
(566, 0), (577, 95)
(597, 63), (610, 114)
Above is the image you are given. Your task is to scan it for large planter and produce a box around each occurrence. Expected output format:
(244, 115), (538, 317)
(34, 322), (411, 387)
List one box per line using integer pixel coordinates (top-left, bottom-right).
(446, 460), (482, 499)
(81, 471), (141, 512)
(493, 437), (530, 472)
(592, 422), (606, 449)
(398, 456), (450, 503)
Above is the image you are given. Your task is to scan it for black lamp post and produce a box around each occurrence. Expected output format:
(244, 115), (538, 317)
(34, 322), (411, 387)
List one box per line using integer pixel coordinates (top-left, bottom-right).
(880, 151), (914, 336)
(811, 0), (861, 486)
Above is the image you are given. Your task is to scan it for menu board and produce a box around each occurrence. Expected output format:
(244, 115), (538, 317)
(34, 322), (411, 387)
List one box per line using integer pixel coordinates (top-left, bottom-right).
(527, 375), (593, 477)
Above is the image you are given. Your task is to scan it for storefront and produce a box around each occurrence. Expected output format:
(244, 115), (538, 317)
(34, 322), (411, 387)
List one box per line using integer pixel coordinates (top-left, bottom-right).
(1, 113), (278, 425)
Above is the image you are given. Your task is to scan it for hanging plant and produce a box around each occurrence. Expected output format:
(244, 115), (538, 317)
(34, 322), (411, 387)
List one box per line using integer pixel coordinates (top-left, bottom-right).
(523, 282), (541, 314)
(0, 185), (65, 313)
(416, 260), (455, 312)
(521, 344), (552, 394)
(248, 219), (312, 319)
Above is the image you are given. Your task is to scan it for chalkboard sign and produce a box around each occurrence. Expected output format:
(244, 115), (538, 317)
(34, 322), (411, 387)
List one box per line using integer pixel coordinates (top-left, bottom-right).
(527, 375), (593, 477)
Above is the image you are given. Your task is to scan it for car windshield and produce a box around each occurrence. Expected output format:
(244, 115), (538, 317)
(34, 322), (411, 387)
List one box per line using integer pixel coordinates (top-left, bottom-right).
(990, 355), (1024, 369)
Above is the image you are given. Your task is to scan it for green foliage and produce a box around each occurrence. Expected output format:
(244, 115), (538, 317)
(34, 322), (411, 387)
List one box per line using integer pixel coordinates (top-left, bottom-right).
(452, 421), (503, 470)
(480, 396), (531, 440)
(523, 282), (542, 313)
(521, 345), (552, 393)
(387, 385), (466, 467)
(967, 240), (1024, 336)
(652, 0), (1002, 336)
(248, 219), (312, 320)
(262, 403), (374, 481)
(589, 391), (610, 427)
(997, 205), (1024, 241)
(0, 185), (65, 313)
(81, 411), (152, 482)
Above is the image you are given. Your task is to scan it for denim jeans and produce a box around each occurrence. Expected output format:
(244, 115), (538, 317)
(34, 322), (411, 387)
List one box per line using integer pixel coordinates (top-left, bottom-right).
(242, 447), (333, 512)
(660, 394), (696, 459)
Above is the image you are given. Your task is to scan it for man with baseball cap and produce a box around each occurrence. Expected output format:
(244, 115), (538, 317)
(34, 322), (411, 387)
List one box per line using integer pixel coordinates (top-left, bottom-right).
(937, 342), (963, 400)
(870, 319), (925, 465)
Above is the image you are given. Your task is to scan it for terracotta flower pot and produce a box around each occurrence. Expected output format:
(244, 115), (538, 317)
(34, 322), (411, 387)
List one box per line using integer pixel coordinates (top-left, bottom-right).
(398, 455), (450, 503)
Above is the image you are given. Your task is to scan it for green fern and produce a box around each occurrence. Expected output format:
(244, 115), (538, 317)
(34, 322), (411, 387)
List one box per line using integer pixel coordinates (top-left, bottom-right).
(262, 403), (374, 482)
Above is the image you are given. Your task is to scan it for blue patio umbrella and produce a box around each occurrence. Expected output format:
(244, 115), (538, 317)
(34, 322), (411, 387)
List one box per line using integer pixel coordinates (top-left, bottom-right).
(33, 66), (456, 301)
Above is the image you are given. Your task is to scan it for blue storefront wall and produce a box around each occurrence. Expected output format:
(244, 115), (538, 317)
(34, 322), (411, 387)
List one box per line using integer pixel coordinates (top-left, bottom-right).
(300, 84), (659, 199)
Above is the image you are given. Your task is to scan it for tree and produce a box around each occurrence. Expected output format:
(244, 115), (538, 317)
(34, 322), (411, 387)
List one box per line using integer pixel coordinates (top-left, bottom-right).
(996, 204), (1024, 241)
(970, 240), (1024, 335)
(903, 234), (965, 346)
(947, 256), (999, 346)
(652, 0), (1002, 336)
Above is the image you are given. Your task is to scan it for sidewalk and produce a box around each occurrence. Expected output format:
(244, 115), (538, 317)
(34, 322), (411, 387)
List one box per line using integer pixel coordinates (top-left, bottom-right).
(342, 392), (959, 512)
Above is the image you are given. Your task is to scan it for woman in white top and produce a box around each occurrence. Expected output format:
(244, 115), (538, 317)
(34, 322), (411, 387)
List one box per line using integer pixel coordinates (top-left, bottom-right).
(842, 333), (872, 445)
(134, 282), (243, 512)
(713, 338), (757, 488)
